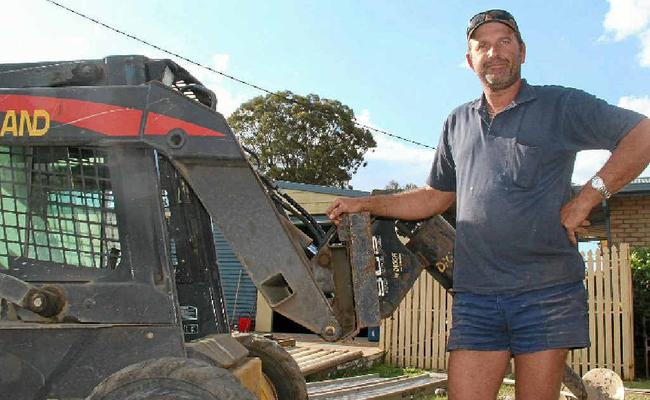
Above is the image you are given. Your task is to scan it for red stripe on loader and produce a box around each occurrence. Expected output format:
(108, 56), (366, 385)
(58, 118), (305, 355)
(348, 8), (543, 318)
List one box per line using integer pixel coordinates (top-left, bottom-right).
(0, 94), (225, 137)
(0, 94), (141, 136)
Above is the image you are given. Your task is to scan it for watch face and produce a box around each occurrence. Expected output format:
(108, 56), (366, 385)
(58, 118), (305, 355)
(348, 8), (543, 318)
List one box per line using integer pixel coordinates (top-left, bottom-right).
(592, 176), (604, 189)
(591, 176), (611, 198)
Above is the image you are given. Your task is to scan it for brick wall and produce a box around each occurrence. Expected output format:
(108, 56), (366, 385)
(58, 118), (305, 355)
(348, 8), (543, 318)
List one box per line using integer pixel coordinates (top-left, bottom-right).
(608, 195), (650, 248)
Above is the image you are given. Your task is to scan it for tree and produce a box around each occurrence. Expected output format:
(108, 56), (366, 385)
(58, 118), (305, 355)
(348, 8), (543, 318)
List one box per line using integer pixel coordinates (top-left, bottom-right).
(631, 247), (650, 377)
(384, 180), (419, 192)
(228, 91), (376, 188)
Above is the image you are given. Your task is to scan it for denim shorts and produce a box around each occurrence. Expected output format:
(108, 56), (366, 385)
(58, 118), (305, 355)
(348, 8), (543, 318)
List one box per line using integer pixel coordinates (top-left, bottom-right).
(447, 281), (590, 355)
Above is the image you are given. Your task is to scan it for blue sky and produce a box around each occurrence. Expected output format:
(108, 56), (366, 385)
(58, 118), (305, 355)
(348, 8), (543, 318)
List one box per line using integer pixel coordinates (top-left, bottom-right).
(5, 0), (650, 190)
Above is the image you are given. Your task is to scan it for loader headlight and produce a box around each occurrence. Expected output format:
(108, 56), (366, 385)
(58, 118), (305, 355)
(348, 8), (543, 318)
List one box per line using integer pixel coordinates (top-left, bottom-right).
(162, 66), (174, 87)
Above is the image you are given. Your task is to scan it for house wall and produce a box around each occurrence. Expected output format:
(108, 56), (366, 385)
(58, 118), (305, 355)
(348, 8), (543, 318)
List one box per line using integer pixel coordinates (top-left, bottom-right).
(608, 195), (650, 248)
(281, 189), (339, 215)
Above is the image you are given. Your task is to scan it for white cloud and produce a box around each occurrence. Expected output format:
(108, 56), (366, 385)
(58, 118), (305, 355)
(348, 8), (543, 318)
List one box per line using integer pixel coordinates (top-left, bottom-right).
(572, 150), (611, 184)
(213, 87), (247, 117)
(618, 96), (650, 178)
(366, 134), (435, 164)
(356, 110), (434, 165)
(212, 54), (230, 74)
(603, 0), (650, 40)
(1, 1), (246, 118)
(640, 30), (650, 67)
(0, 3), (100, 63)
(350, 109), (434, 190)
(572, 95), (650, 183)
(175, 55), (247, 117)
(602, 0), (650, 67)
(356, 109), (373, 127)
(618, 95), (650, 116)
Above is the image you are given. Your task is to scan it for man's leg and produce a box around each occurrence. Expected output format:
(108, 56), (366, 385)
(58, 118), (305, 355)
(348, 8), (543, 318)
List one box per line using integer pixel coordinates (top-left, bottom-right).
(513, 349), (568, 400)
(448, 349), (511, 400)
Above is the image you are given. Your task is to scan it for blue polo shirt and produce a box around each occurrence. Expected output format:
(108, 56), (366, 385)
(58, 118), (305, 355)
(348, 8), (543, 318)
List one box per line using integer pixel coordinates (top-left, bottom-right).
(427, 80), (645, 294)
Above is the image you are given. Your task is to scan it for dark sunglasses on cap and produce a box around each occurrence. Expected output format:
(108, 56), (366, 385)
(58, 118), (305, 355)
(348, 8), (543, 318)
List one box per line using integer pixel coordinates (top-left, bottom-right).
(467, 9), (521, 40)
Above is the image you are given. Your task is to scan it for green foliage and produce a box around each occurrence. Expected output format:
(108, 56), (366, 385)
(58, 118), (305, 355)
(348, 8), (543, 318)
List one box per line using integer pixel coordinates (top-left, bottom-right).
(228, 91), (376, 188)
(625, 379), (650, 389)
(367, 363), (423, 378)
(385, 180), (419, 192)
(631, 247), (650, 327)
(308, 362), (424, 382)
(631, 247), (650, 378)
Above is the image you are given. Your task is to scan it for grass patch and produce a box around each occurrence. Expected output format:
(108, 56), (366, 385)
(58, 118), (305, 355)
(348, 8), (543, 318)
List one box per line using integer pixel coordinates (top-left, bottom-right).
(312, 363), (650, 399)
(308, 362), (426, 381)
(412, 385), (515, 400)
(625, 379), (650, 389)
(416, 385), (650, 400)
(365, 363), (425, 378)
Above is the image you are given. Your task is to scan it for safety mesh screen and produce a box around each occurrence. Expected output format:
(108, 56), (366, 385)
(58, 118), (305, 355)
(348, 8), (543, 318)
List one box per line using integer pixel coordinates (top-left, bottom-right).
(0, 146), (120, 269)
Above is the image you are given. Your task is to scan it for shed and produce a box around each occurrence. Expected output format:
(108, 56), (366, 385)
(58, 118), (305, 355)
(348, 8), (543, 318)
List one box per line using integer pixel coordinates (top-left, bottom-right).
(213, 226), (258, 330)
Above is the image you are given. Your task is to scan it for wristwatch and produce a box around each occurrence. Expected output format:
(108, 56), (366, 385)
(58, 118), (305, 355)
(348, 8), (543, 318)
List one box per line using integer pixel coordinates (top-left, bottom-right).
(590, 175), (612, 199)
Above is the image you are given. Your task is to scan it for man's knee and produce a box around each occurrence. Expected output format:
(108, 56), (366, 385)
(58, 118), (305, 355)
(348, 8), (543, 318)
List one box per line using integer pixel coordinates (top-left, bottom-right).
(513, 349), (568, 400)
(448, 350), (511, 400)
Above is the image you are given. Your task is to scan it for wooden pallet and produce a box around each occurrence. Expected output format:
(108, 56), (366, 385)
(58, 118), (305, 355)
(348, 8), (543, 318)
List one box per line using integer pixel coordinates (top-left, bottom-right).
(307, 373), (448, 399)
(287, 345), (364, 376)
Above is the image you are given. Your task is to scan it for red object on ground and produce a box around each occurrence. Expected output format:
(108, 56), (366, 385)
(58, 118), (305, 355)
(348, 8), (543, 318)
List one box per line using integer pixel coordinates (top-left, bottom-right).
(238, 317), (252, 332)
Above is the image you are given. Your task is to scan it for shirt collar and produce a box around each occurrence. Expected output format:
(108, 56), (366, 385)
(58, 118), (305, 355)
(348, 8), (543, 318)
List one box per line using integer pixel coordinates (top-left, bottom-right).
(470, 79), (537, 111)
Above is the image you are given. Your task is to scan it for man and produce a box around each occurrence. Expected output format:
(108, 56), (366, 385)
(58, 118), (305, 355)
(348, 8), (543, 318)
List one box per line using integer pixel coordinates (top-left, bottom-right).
(327, 9), (650, 400)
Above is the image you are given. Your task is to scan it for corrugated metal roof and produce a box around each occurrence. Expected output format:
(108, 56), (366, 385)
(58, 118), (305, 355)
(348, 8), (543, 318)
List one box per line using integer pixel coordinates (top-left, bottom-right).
(619, 176), (650, 194)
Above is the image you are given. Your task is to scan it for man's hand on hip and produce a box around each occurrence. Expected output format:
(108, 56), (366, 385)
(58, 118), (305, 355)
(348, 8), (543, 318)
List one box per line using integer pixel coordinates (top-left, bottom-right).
(560, 194), (598, 246)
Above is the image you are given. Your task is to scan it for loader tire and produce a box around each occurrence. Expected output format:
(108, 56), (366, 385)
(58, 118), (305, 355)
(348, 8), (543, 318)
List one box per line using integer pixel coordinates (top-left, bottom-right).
(238, 334), (308, 400)
(86, 357), (255, 400)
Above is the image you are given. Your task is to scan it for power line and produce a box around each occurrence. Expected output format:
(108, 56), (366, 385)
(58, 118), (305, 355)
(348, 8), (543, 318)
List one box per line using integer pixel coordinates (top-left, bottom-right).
(44, 0), (436, 150)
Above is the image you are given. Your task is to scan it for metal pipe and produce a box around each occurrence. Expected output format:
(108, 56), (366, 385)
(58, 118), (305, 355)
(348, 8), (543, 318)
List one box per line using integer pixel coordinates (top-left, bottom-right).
(603, 199), (612, 246)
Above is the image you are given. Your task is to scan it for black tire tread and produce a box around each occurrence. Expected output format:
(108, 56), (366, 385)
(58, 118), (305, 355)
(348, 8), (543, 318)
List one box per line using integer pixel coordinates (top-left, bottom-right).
(238, 334), (308, 400)
(86, 357), (255, 400)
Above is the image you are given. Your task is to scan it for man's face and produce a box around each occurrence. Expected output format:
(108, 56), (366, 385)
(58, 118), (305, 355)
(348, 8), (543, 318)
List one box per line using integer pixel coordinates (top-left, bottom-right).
(466, 22), (526, 91)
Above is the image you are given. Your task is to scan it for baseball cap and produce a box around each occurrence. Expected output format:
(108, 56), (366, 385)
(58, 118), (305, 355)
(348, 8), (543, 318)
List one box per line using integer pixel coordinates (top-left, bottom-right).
(467, 9), (522, 41)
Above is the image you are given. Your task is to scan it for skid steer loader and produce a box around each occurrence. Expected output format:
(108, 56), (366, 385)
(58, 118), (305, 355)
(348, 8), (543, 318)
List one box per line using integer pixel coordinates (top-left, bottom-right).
(0, 56), (619, 400)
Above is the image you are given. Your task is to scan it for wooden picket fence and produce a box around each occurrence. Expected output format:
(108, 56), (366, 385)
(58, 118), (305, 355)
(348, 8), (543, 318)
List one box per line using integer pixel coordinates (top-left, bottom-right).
(380, 271), (453, 372)
(379, 244), (635, 379)
(570, 244), (635, 379)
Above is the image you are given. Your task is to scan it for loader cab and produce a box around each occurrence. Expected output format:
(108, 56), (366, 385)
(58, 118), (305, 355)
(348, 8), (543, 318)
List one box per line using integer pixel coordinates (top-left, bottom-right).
(0, 142), (237, 398)
(0, 143), (229, 337)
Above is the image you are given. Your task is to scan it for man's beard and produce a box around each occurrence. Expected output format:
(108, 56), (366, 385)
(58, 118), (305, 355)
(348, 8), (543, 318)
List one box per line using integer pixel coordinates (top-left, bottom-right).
(480, 57), (521, 91)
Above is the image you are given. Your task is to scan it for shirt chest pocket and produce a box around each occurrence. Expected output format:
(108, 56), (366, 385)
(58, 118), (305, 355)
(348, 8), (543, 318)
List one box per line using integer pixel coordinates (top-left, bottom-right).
(481, 136), (542, 189)
(510, 141), (542, 189)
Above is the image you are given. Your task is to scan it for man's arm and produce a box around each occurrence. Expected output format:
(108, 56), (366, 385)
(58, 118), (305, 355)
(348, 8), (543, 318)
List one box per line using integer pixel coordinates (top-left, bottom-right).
(326, 185), (455, 225)
(561, 118), (650, 245)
